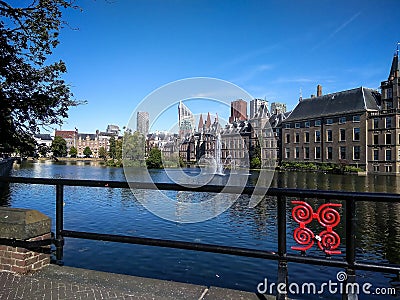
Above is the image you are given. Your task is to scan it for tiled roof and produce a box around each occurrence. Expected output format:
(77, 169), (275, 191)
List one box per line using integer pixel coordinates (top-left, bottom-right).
(284, 87), (380, 122)
(34, 134), (52, 141)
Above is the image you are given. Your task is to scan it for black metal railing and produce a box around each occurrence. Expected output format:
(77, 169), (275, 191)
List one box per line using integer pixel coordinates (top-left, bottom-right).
(0, 176), (400, 300)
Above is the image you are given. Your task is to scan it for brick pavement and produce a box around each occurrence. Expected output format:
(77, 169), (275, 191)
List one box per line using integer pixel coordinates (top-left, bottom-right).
(0, 265), (273, 300)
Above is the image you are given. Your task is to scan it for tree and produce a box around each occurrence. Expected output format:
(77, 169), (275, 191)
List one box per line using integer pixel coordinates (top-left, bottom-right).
(108, 136), (116, 159)
(38, 144), (50, 157)
(146, 147), (163, 169)
(83, 146), (92, 158)
(0, 1), (82, 153)
(51, 136), (67, 157)
(69, 146), (77, 158)
(98, 146), (107, 160)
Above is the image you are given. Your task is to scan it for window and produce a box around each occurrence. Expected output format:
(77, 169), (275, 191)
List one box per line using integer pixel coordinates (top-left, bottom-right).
(326, 130), (333, 142)
(295, 132), (300, 143)
(304, 132), (310, 143)
(327, 147), (333, 160)
(305, 121), (310, 128)
(339, 129), (346, 141)
(285, 123), (291, 129)
(295, 123), (300, 128)
(339, 117), (346, 124)
(285, 134), (290, 144)
(386, 165), (393, 173)
(326, 118), (333, 125)
(386, 149), (392, 161)
(399, 149), (400, 160)
(315, 130), (321, 142)
(373, 118), (379, 129)
(295, 147), (300, 159)
(315, 147), (321, 159)
(304, 147), (310, 159)
(373, 165), (379, 172)
(353, 115), (360, 122)
(388, 88), (393, 99)
(315, 120), (321, 127)
(373, 149), (379, 161)
(353, 146), (361, 160)
(373, 134), (379, 145)
(353, 128), (360, 141)
(285, 148), (290, 159)
(386, 133), (392, 145)
(340, 146), (346, 160)
(385, 117), (392, 129)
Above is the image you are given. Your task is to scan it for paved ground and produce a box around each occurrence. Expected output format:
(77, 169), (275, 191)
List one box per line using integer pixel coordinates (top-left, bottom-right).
(0, 265), (274, 300)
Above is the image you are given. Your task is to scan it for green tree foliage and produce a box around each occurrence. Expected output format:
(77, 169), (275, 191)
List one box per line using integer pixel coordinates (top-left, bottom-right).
(98, 146), (107, 160)
(0, 1), (82, 153)
(249, 141), (262, 169)
(69, 146), (77, 158)
(122, 131), (146, 167)
(108, 136), (116, 159)
(38, 144), (50, 157)
(51, 136), (67, 157)
(146, 147), (163, 169)
(83, 146), (92, 158)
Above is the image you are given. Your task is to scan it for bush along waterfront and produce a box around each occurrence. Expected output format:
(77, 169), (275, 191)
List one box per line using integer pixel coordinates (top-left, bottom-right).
(279, 161), (363, 174)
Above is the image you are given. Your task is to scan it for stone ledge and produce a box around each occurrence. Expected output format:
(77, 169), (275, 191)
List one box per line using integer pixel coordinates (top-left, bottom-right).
(0, 208), (51, 240)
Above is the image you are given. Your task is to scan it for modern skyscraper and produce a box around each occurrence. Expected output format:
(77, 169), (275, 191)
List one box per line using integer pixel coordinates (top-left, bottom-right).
(229, 99), (248, 123)
(271, 102), (287, 115)
(137, 111), (149, 136)
(250, 99), (268, 119)
(178, 101), (195, 138)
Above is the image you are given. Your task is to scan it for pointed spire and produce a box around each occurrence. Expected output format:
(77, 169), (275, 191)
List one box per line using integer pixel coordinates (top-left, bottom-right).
(389, 44), (400, 80)
(198, 114), (204, 132)
(206, 112), (211, 128)
(215, 113), (219, 123)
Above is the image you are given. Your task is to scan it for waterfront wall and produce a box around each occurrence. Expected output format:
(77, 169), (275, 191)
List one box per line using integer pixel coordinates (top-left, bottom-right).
(0, 158), (14, 177)
(0, 208), (51, 274)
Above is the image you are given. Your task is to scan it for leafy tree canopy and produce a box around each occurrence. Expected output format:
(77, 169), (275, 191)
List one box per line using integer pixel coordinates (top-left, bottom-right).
(51, 135), (67, 157)
(83, 146), (92, 158)
(69, 145), (77, 157)
(98, 146), (107, 160)
(146, 147), (163, 169)
(0, 1), (82, 153)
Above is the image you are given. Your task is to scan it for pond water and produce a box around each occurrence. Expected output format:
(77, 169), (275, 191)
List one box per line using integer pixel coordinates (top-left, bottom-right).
(0, 160), (399, 299)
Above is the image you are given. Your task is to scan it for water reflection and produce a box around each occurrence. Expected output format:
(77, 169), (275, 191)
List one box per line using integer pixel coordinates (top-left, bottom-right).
(1, 161), (400, 299)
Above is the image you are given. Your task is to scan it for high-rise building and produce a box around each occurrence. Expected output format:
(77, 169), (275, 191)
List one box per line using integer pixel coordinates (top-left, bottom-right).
(271, 102), (287, 115)
(178, 101), (195, 138)
(250, 99), (268, 119)
(229, 99), (248, 123)
(137, 112), (149, 136)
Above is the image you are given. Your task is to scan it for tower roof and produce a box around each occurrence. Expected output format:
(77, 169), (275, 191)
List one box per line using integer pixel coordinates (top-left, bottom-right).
(198, 114), (204, 131)
(388, 53), (399, 80)
(206, 112), (212, 128)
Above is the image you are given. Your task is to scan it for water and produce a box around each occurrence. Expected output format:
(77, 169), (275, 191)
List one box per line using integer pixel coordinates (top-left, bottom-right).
(1, 160), (400, 299)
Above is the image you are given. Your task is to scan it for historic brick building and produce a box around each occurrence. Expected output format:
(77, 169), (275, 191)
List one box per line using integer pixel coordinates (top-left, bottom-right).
(281, 86), (380, 170)
(229, 99), (248, 123)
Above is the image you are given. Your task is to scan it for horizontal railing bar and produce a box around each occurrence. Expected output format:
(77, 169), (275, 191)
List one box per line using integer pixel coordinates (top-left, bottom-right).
(61, 230), (400, 275)
(61, 230), (279, 260)
(1, 176), (400, 202)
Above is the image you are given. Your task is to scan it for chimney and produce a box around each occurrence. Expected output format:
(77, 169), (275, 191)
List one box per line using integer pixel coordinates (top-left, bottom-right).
(317, 85), (322, 97)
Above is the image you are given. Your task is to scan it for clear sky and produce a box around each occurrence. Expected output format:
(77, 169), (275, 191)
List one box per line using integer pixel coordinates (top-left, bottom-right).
(48, 0), (400, 134)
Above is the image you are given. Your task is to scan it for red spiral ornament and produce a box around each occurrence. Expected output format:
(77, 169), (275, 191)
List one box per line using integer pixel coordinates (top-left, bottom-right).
(317, 230), (341, 254)
(292, 201), (314, 225)
(292, 227), (314, 251)
(317, 203), (341, 228)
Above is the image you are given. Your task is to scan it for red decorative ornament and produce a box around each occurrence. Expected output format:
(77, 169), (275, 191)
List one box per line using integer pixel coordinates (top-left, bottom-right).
(291, 201), (342, 255)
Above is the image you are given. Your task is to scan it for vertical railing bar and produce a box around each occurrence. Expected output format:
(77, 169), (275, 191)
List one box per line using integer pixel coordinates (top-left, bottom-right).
(277, 195), (288, 300)
(55, 184), (64, 265)
(342, 197), (357, 300)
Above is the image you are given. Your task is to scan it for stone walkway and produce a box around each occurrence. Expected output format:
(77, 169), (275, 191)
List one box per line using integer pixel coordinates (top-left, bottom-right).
(0, 265), (273, 300)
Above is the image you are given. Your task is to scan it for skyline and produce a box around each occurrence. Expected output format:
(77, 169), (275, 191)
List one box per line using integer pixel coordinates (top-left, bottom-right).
(44, 0), (400, 133)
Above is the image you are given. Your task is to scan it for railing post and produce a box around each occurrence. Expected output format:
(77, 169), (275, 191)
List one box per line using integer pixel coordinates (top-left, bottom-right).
(277, 195), (288, 300)
(55, 184), (64, 265)
(343, 198), (357, 300)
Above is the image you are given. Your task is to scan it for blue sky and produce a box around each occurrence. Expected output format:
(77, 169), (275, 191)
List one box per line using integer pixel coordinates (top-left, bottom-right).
(48, 0), (400, 133)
